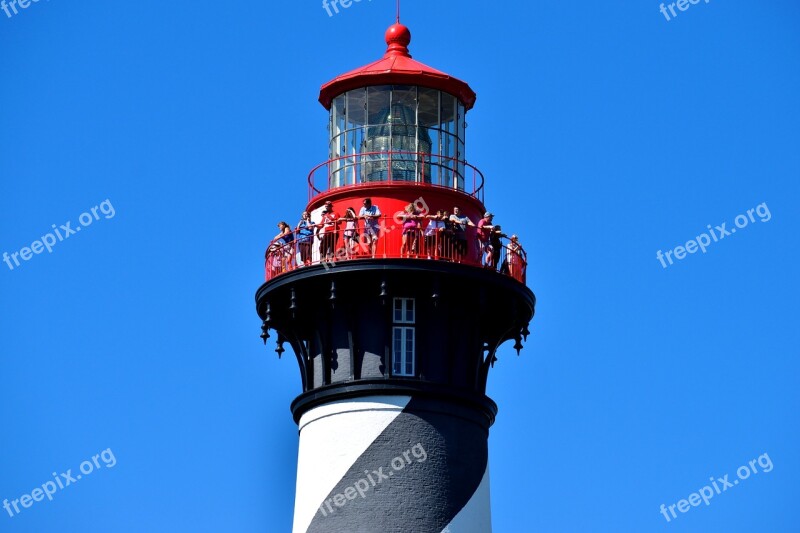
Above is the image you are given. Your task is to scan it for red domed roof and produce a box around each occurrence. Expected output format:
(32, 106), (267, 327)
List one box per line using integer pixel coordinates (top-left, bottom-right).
(318, 23), (477, 110)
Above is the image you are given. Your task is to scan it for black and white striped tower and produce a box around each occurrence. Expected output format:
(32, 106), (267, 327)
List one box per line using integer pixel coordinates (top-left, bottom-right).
(256, 20), (536, 533)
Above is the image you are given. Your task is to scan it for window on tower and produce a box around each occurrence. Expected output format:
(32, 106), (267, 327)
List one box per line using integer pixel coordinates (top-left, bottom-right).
(392, 297), (416, 377)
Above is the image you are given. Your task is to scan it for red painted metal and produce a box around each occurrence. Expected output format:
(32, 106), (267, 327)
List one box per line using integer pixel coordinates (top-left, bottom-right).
(303, 190), (487, 247)
(307, 151), (485, 203)
(318, 23), (477, 110)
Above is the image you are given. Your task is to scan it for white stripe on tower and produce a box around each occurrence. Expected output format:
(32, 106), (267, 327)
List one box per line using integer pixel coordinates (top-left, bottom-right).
(440, 464), (493, 532)
(292, 395), (411, 533)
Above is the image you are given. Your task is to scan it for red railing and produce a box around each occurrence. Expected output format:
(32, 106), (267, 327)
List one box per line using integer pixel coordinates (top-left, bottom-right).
(264, 215), (527, 284)
(307, 151), (485, 203)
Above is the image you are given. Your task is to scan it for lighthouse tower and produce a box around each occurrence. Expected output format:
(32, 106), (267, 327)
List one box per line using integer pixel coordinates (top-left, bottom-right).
(256, 20), (536, 533)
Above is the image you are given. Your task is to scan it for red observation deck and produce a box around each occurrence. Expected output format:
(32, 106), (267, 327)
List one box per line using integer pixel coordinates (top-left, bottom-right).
(266, 23), (528, 284)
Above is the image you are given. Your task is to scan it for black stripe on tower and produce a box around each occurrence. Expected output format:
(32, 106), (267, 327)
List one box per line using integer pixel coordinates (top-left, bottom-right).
(306, 396), (489, 533)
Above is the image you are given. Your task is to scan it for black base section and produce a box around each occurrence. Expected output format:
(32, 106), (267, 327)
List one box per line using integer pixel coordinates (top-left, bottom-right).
(306, 396), (489, 533)
(291, 379), (498, 426)
(255, 259), (535, 398)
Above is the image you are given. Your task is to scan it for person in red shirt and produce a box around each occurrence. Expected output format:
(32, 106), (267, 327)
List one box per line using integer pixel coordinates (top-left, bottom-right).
(316, 201), (340, 262)
(507, 234), (526, 281)
(476, 212), (495, 266)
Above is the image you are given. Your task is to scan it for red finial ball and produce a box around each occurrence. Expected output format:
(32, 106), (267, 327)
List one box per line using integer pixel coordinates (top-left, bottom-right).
(385, 23), (411, 53)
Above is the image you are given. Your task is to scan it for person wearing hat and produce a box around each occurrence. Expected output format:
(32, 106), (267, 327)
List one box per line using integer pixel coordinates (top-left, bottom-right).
(507, 234), (526, 280)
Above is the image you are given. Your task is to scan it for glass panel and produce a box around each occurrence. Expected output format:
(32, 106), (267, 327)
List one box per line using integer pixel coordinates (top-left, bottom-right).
(405, 298), (414, 322)
(391, 86), (417, 152)
(393, 328), (402, 373)
(331, 95), (345, 143)
(405, 328), (414, 375)
(457, 102), (466, 189)
(330, 95), (346, 188)
(391, 327), (415, 376)
(457, 103), (466, 146)
(345, 89), (367, 187)
(456, 102), (472, 191)
(440, 92), (456, 128)
(394, 298), (402, 322)
(388, 86), (420, 182)
(457, 139), (466, 191)
(440, 93), (457, 188)
(364, 86), (392, 182)
(418, 88), (440, 186)
(366, 86), (392, 127)
(417, 88), (439, 128)
(347, 89), (367, 127)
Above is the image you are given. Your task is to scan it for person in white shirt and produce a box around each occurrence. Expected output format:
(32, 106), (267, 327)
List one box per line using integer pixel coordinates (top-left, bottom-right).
(423, 210), (446, 259)
(358, 197), (382, 257)
(449, 206), (475, 262)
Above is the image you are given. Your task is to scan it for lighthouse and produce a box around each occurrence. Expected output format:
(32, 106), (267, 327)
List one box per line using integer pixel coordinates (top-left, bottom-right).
(256, 19), (536, 533)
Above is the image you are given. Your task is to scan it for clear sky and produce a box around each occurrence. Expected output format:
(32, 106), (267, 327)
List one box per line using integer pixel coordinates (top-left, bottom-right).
(1, 1), (798, 532)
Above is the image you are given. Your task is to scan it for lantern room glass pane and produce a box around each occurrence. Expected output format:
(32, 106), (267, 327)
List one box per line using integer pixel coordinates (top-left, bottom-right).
(440, 93), (457, 188)
(390, 86), (417, 152)
(330, 94), (347, 187)
(366, 86), (391, 127)
(418, 88), (441, 185)
(347, 89), (367, 127)
(364, 86), (392, 182)
(417, 88), (439, 127)
(344, 89), (366, 187)
(457, 103), (466, 190)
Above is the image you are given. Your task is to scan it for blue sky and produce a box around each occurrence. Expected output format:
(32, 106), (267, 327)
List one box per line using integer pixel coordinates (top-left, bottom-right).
(1, 1), (798, 531)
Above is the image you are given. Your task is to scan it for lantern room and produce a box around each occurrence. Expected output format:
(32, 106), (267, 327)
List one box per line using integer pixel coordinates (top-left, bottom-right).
(318, 23), (477, 192)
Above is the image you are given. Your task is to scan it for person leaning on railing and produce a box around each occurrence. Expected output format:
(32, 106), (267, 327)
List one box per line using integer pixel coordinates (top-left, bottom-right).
(265, 221), (291, 277)
(440, 210), (454, 260)
(295, 211), (315, 266)
(266, 239), (283, 278)
(506, 234), (527, 281)
(449, 206), (475, 262)
(400, 203), (422, 258)
(486, 224), (507, 270)
(339, 208), (359, 259)
(358, 197), (382, 258)
(476, 212), (495, 266)
(316, 200), (339, 262)
(423, 210), (447, 259)
(269, 221), (294, 273)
